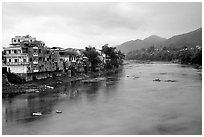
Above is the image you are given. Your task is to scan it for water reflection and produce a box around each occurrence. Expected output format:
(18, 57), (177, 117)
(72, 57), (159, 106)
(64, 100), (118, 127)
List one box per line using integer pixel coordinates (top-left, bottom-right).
(3, 94), (60, 124)
(2, 62), (201, 135)
(3, 68), (124, 128)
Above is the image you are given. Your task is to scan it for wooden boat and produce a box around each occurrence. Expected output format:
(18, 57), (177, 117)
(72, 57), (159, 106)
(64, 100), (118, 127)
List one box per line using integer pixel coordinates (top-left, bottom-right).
(56, 110), (62, 113)
(32, 112), (42, 116)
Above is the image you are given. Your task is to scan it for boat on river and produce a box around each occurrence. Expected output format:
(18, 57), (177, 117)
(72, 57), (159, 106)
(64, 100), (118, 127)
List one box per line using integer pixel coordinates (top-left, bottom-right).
(56, 110), (62, 113)
(32, 112), (42, 116)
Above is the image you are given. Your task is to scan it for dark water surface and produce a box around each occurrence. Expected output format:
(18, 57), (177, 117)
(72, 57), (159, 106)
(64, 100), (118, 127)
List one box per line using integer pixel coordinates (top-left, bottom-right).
(2, 61), (202, 135)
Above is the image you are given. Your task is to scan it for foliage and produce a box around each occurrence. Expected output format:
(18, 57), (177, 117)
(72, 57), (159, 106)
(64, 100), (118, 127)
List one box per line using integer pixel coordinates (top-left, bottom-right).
(6, 73), (23, 84)
(126, 45), (202, 65)
(83, 46), (101, 72)
(101, 44), (125, 69)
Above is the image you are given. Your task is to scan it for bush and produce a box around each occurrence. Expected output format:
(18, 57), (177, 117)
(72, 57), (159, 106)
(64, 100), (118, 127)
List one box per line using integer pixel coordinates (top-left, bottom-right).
(6, 73), (23, 84)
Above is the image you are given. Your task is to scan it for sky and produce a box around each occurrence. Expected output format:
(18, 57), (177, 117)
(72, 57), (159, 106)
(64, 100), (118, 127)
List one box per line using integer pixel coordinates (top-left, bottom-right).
(2, 2), (202, 49)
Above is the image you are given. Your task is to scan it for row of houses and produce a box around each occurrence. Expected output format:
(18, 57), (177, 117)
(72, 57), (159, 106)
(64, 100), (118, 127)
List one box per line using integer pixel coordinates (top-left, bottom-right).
(2, 35), (106, 81)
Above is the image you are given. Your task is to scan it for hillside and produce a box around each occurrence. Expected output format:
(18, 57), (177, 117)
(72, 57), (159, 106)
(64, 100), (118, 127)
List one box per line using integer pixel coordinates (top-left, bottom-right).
(116, 28), (202, 54)
(116, 35), (166, 54)
(160, 27), (202, 48)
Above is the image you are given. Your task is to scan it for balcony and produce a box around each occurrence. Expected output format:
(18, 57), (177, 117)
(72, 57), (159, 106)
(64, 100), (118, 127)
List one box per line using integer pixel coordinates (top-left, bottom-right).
(33, 47), (38, 49)
(4, 53), (28, 57)
(6, 62), (29, 66)
(33, 69), (39, 72)
(33, 61), (38, 64)
(33, 53), (38, 56)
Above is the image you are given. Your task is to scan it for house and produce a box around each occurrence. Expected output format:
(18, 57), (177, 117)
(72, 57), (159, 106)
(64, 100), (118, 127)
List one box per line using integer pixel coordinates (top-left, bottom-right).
(11, 35), (36, 45)
(196, 45), (202, 50)
(3, 35), (58, 81)
(3, 45), (29, 74)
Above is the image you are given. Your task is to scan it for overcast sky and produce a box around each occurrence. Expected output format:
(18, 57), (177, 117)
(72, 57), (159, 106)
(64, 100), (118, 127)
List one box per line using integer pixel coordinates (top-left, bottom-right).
(2, 2), (202, 49)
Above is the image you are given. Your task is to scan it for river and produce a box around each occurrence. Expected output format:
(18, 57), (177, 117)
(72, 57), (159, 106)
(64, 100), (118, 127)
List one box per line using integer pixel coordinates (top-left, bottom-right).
(2, 61), (202, 135)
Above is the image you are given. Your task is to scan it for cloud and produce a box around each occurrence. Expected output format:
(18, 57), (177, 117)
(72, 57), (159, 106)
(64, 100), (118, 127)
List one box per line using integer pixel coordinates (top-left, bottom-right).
(2, 2), (202, 49)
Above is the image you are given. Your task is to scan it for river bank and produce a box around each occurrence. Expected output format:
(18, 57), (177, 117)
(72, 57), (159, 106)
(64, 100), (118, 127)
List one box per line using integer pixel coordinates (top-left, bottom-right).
(3, 60), (201, 97)
(3, 61), (201, 135)
(2, 67), (122, 97)
(125, 59), (202, 69)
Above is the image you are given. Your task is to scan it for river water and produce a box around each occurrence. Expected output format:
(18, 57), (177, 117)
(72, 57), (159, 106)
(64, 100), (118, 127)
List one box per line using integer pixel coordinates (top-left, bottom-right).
(2, 61), (202, 135)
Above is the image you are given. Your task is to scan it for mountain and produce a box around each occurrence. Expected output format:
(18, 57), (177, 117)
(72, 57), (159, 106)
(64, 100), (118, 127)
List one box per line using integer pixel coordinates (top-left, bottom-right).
(116, 28), (202, 54)
(160, 27), (202, 49)
(116, 35), (166, 54)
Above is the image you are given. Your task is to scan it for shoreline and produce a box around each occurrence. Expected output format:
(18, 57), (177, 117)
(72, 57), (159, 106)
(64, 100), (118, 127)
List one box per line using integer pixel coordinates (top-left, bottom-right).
(3, 60), (201, 97)
(2, 67), (123, 97)
(124, 59), (202, 69)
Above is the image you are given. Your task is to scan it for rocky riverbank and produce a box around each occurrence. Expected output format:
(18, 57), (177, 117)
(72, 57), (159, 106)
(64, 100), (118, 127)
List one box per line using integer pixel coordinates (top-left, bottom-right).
(2, 68), (122, 97)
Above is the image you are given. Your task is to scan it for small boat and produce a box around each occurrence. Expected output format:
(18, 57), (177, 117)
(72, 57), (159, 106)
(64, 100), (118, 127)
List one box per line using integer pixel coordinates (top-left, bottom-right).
(164, 80), (177, 82)
(32, 112), (42, 116)
(45, 85), (54, 89)
(35, 90), (40, 93)
(56, 110), (62, 113)
(153, 78), (161, 82)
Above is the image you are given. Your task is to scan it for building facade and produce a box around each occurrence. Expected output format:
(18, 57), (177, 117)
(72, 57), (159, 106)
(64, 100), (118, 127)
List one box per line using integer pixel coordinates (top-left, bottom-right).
(3, 35), (110, 82)
(3, 35), (63, 81)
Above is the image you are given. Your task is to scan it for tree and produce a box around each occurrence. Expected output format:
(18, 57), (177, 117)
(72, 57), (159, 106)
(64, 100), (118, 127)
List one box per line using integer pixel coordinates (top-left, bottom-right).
(147, 45), (155, 53)
(83, 46), (101, 72)
(117, 50), (125, 64)
(101, 44), (124, 69)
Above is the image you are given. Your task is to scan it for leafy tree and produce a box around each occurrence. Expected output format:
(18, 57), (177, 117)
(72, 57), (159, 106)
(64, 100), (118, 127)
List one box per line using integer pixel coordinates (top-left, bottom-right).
(147, 45), (155, 53)
(101, 44), (124, 69)
(83, 46), (101, 72)
(125, 45), (202, 66)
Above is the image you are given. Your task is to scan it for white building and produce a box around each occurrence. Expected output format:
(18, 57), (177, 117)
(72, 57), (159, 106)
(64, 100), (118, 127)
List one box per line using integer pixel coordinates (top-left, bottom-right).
(11, 35), (36, 45)
(3, 46), (29, 73)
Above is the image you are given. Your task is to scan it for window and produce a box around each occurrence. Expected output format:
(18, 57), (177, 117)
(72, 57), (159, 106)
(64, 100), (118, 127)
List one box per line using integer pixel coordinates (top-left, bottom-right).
(7, 50), (11, 54)
(47, 51), (50, 54)
(22, 48), (28, 53)
(39, 49), (42, 53)
(30, 58), (32, 62)
(34, 49), (38, 53)
(18, 39), (20, 42)
(8, 59), (11, 62)
(38, 57), (42, 61)
(14, 50), (17, 54)
(14, 40), (16, 42)
(14, 59), (18, 62)
(30, 40), (32, 42)
(23, 59), (26, 62)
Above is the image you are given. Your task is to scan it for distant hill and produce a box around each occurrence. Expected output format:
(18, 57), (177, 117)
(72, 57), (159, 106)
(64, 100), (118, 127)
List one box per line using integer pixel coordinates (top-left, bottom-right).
(159, 27), (202, 49)
(116, 35), (166, 54)
(116, 28), (202, 54)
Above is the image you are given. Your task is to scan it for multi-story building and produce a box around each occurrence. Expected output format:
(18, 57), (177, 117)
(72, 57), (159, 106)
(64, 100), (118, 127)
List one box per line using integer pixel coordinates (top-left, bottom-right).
(51, 47), (79, 72)
(3, 35), (106, 81)
(3, 44), (30, 74)
(3, 35), (62, 81)
(11, 35), (36, 45)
